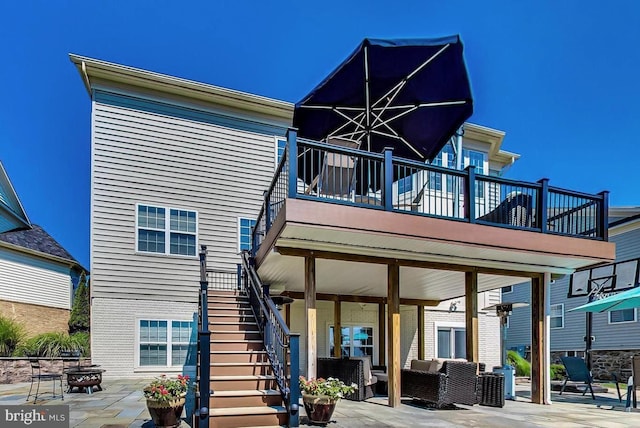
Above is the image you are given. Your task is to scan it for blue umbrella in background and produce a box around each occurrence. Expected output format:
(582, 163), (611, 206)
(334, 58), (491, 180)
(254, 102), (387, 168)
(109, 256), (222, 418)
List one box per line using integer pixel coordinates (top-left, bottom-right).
(569, 287), (640, 313)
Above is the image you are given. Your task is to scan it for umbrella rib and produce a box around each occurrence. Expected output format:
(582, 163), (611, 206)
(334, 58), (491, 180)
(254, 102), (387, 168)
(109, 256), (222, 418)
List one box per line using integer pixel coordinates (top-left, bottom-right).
(329, 109), (366, 135)
(370, 43), (451, 110)
(371, 106), (418, 131)
(298, 105), (366, 112)
(372, 100), (468, 111)
(370, 128), (425, 159)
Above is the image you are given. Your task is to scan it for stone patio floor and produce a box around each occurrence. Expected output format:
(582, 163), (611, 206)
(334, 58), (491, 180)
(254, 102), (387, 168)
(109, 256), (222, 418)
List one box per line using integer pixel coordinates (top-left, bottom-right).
(0, 378), (639, 427)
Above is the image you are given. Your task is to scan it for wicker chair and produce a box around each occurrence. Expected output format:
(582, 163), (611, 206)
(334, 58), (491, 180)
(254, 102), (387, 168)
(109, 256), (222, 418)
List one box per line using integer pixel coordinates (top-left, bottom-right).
(401, 360), (479, 408)
(317, 357), (377, 401)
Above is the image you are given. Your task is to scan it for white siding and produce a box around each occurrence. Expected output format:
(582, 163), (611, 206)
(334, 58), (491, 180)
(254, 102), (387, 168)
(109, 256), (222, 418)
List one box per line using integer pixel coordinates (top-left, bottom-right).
(91, 297), (197, 378)
(0, 247), (71, 309)
(91, 92), (285, 303)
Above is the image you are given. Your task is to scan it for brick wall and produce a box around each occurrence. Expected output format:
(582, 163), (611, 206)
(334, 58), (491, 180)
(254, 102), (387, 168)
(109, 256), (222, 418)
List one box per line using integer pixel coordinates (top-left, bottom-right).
(0, 299), (70, 336)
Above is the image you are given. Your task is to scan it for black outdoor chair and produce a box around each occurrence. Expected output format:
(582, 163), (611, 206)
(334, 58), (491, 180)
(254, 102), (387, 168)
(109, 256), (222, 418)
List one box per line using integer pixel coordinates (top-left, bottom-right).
(559, 356), (595, 400)
(26, 357), (64, 403)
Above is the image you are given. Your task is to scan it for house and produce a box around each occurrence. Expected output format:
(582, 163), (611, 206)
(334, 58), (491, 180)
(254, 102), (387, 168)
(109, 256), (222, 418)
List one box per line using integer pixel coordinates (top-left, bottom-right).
(71, 50), (614, 426)
(505, 207), (640, 380)
(0, 162), (85, 336)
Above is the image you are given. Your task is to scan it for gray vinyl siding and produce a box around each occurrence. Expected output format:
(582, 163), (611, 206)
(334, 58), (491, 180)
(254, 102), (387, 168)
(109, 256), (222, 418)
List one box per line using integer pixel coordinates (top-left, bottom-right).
(505, 224), (640, 352)
(91, 90), (289, 303)
(0, 246), (71, 309)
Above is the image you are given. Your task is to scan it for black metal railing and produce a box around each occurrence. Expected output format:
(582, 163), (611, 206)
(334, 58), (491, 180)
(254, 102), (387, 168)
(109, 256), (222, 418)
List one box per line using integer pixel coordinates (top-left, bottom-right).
(196, 246), (211, 428)
(207, 269), (240, 291)
(251, 128), (609, 254)
(240, 251), (300, 427)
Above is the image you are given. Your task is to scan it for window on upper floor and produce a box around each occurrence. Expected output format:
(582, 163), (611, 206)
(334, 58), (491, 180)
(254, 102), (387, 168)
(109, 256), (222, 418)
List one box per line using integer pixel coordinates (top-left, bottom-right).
(501, 285), (513, 294)
(397, 176), (413, 194)
(238, 217), (257, 252)
(137, 204), (197, 257)
(138, 319), (193, 367)
(550, 304), (564, 329)
(275, 137), (286, 166)
(463, 149), (486, 197)
(609, 308), (636, 324)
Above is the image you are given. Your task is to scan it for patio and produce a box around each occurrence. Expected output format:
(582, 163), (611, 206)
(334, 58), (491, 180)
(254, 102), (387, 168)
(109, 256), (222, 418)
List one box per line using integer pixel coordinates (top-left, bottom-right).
(0, 378), (637, 427)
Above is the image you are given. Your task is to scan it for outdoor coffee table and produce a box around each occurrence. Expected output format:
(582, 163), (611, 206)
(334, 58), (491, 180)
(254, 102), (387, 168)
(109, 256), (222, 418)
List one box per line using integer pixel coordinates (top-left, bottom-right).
(66, 368), (105, 394)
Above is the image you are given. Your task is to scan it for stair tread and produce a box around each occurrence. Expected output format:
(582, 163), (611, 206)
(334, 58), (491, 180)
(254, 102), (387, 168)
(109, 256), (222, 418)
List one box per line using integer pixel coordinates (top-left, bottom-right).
(212, 362), (271, 366)
(212, 330), (260, 333)
(212, 339), (262, 343)
(212, 375), (276, 380)
(211, 350), (266, 354)
(210, 321), (257, 325)
(209, 406), (287, 416)
(212, 389), (281, 397)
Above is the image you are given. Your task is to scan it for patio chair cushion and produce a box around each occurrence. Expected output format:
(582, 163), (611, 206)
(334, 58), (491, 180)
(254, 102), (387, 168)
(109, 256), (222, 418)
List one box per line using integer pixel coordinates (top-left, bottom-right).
(430, 358), (467, 373)
(350, 356), (377, 386)
(410, 359), (433, 372)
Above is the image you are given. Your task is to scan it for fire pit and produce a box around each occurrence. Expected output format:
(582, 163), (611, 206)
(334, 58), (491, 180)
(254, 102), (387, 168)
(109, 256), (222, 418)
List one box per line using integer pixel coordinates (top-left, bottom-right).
(66, 368), (105, 394)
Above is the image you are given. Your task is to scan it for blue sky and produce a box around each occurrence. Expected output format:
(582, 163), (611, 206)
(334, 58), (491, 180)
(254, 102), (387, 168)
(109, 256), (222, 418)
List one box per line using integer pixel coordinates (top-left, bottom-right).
(2, 1), (639, 269)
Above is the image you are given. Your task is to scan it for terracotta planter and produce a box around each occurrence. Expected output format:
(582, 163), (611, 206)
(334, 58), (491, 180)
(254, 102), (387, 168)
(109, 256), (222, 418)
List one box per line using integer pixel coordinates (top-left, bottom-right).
(302, 393), (338, 424)
(146, 394), (186, 428)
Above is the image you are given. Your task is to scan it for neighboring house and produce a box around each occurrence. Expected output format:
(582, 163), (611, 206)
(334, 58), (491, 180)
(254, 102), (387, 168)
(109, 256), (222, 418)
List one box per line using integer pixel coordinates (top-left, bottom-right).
(70, 53), (613, 417)
(0, 162), (86, 336)
(505, 207), (640, 380)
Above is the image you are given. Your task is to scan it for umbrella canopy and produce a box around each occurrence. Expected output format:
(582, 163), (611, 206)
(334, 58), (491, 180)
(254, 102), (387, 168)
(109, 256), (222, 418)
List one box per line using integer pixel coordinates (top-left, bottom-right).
(294, 36), (473, 162)
(569, 287), (640, 313)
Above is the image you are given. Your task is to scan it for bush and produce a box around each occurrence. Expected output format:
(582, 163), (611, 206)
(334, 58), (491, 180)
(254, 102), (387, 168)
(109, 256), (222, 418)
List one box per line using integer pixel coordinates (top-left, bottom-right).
(15, 332), (90, 357)
(507, 350), (531, 377)
(0, 316), (25, 357)
(69, 277), (90, 334)
(550, 364), (566, 380)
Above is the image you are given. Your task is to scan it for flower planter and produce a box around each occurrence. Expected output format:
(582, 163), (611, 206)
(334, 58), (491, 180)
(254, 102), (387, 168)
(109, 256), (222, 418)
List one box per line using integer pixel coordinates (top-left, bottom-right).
(302, 393), (338, 424)
(146, 395), (185, 428)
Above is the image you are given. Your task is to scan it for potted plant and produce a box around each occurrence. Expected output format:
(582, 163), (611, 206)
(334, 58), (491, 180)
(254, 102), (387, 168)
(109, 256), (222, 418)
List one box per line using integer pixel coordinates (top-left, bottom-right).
(143, 374), (190, 428)
(299, 376), (357, 424)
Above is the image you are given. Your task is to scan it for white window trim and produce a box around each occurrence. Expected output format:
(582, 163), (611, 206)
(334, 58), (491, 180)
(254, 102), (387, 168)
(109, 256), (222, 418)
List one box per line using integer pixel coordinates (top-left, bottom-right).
(237, 217), (257, 253)
(433, 321), (465, 359)
(608, 308), (637, 324)
(502, 285), (513, 294)
(327, 322), (376, 363)
(135, 203), (199, 258)
(135, 318), (193, 369)
(550, 303), (564, 329)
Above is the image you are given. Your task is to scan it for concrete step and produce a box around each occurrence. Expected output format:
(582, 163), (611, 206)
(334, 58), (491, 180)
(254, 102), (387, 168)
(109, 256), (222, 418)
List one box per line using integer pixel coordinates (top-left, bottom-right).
(209, 406), (288, 428)
(210, 389), (283, 408)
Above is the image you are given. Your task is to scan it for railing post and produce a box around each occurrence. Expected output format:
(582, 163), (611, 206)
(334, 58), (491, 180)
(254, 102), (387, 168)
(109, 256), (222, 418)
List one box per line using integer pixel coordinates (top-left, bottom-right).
(464, 165), (476, 223)
(598, 190), (609, 240)
(287, 128), (298, 199)
(289, 333), (301, 427)
(537, 178), (549, 233)
(264, 190), (271, 235)
(236, 263), (242, 291)
(383, 148), (394, 211)
(197, 245), (211, 428)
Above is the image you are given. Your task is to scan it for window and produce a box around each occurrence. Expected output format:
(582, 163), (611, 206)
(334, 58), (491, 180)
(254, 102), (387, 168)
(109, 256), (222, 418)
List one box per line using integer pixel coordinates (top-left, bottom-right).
(437, 327), (466, 359)
(550, 304), (564, 329)
(328, 325), (374, 359)
(501, 285), (512, 294)
(463, 149), (486, 197)
(609, 308), (636, 324)
(137, 204), (197, 256)
(275, 138), (286, 166)
(138, 319), (193, 367)
(428, 152), (443, 190)
(238, 217), (256, 252)
(398, 176), (413, 194)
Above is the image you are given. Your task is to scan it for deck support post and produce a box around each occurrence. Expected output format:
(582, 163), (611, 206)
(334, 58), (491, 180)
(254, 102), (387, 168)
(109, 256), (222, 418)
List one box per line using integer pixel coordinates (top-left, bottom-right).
(417, 305), (425, 360)
(304, 256), (317, 379)
(378, 303), (386, 366)
(465, 271), (479, 363)
(387, 263), (401, 407)
(531, 273), (551, 404)
(333, 300), (342, 358)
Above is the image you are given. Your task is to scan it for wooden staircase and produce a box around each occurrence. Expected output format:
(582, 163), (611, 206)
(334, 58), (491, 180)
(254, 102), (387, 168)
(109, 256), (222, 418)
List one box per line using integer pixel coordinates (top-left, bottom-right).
(206, 290), (288, 428)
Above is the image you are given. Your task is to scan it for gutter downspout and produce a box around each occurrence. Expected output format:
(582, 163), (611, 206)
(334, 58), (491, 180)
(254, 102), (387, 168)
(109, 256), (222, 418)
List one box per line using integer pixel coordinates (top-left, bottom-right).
(80, 61), (92, 95)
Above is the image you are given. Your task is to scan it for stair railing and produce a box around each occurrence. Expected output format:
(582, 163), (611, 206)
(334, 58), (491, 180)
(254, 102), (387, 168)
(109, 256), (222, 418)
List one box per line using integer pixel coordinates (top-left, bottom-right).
(195, 245), (211, 428)
(240, 250), (300, 427)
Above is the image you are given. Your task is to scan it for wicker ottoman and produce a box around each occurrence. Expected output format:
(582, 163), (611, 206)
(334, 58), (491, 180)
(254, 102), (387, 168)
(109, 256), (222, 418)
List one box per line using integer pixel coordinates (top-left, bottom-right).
(478, 372), (505, 408)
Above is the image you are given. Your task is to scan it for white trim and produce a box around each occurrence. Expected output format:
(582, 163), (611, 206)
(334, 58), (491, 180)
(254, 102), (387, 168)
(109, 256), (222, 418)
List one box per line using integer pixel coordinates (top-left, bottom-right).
(135, 203), (199, 258)
(274, 136), (286, 168)
(502, 285), (513, 294)
(550, 303), (564, 329)
(608, 308), (637, 324)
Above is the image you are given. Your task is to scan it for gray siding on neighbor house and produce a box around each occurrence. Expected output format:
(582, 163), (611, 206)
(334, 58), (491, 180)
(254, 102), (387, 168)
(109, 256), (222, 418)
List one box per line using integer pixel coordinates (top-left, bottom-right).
(91, 89), (289, 303)
(505, 225), (640, 352)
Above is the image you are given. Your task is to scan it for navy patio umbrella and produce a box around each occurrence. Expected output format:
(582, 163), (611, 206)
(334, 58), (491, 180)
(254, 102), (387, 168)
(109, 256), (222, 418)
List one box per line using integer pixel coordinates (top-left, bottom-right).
(294, 36), (474, 163)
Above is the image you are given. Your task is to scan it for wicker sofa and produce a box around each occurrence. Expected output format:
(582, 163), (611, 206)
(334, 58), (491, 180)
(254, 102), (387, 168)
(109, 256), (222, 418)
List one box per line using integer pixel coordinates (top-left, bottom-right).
(317, 357), (377, 401)
(401, 359), (479, 408)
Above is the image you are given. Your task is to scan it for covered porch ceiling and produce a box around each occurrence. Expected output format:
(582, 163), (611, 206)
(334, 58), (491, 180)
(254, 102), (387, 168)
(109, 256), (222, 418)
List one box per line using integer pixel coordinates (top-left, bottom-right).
(255, 199), (615, 302)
